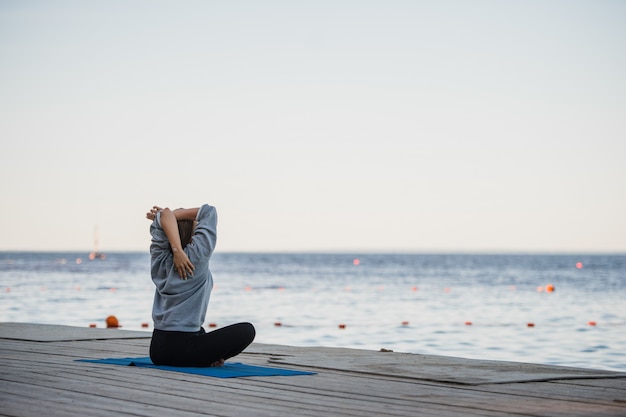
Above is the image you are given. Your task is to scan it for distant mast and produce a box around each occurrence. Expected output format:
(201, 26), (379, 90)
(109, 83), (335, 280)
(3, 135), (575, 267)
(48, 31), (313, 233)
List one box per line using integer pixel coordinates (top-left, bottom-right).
(89, 226), (106, 260)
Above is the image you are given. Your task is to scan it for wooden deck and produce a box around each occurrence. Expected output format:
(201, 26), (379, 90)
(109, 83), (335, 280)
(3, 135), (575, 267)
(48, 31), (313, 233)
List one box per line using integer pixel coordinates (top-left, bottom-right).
(1, 323), (625, 417)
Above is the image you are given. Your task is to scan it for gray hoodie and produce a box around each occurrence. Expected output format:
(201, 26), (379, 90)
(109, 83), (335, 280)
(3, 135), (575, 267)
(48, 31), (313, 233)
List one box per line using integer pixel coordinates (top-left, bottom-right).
(150, 204), (217, 331)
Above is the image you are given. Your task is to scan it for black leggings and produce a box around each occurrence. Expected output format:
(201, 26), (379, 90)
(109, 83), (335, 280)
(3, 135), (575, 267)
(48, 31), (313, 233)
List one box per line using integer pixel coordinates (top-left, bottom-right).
(149, 322), (256, 367)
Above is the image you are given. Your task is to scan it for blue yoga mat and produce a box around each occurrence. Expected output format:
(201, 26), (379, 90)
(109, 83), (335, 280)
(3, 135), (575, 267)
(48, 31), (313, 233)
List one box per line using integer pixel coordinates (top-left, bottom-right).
(75, 357), (315, 378)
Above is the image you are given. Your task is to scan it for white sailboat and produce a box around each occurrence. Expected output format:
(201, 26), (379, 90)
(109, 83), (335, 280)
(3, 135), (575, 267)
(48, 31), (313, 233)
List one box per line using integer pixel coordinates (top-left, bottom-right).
(89, 226), (106, 260)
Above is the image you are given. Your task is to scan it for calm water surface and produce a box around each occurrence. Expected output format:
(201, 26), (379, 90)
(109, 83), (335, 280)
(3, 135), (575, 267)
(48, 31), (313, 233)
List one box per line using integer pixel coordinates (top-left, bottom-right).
(1, 252), (624, 371)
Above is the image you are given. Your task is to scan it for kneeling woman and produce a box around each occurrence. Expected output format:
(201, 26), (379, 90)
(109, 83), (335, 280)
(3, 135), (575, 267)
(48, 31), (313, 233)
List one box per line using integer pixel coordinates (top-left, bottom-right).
(146, 204), (255, 367)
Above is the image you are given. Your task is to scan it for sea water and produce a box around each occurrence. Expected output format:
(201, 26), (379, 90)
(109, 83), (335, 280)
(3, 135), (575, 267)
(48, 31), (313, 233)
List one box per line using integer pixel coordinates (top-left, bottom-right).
(1, 252), (624, 372)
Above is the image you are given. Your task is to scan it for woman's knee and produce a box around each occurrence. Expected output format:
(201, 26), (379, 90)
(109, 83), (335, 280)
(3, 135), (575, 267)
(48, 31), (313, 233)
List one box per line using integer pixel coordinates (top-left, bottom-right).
(240, 322), (256, 343)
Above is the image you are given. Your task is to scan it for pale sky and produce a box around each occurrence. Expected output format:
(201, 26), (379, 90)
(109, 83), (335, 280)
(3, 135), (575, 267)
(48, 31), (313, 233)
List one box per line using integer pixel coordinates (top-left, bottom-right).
(1, 1), (625, 253)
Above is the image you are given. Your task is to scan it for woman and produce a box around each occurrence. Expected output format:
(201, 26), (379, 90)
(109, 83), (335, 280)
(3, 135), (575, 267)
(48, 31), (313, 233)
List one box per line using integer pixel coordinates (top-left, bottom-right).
(146, 204), (255, 367)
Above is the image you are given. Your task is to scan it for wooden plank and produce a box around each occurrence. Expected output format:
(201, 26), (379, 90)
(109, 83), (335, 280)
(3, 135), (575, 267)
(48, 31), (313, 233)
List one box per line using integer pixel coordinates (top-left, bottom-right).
(0, 348), (620, 416)
(2, 352), (442, 417)
(8, 334), (622, 400)
(263, 345), (626, 385)
(0, 360), (456, 417)
(2, 323), (626, 417)
(451, 380), (626, 406)
(5, 340), (620, 402)
(0, 350), (502, 415)
(0, 369), (319, 417)
(0, 384), (140, 417)
(555, 378), (626, 390)
(212, 371), (626, 417)
(0, 322), (150, 342)
(4, 353), (625, 417)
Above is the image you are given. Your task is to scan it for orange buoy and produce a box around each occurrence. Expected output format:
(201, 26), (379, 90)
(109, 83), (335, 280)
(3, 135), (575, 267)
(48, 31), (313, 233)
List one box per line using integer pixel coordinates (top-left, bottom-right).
(465, 321), (473, 326)
(274, 322), (282, 327)
(106, 315), (119, 328)
(527, 322), (535, 327)
(401, 321), (409, 326)
(411, 286), (418, 292)
(353, 258), (360, 266)
(89, 323), (97, 328)
(536, 286), (544, 292)
(338, 324), (346, 329)
(576, 262), (583, 269)
(545, 284), (555, 293)
(588, 321), (597, 326)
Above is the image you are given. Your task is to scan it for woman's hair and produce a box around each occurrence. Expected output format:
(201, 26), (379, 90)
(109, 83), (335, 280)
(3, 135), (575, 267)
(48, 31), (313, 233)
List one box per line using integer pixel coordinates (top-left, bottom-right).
(177, 220), (194, 249)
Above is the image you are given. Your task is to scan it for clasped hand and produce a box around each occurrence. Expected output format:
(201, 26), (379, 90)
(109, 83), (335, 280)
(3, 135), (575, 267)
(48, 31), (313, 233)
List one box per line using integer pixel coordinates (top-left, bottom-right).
(146, 206), (162, 221)
(146, 205), (195, 280)
(173, 249), (195, 280)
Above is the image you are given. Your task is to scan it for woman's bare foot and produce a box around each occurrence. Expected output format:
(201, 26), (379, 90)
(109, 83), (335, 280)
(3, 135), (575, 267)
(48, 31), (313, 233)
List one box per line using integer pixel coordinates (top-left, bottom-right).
(210, 359), (225, 367)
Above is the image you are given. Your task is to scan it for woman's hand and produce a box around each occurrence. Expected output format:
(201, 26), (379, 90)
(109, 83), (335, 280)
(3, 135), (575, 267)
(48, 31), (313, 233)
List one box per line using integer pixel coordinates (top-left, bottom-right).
(148, 205), (195, 279)
(146, 206), (162, 221)
(173, 248), (195, 280)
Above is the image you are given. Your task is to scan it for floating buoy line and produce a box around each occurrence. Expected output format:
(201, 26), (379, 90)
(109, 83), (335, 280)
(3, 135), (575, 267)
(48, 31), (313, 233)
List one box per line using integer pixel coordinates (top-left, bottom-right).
(90, 317), (606, 330)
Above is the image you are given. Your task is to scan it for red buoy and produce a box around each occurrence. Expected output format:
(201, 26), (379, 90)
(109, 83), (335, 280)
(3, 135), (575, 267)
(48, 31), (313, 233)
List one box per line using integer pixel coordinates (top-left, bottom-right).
(106, 315), (119, 328)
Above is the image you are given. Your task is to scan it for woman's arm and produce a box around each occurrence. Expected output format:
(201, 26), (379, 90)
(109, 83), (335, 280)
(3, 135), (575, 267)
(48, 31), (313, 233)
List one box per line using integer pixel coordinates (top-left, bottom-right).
(185, 204), (217, 260)
(172, 207), (199, 221)
(158, 207), (196, 280)
(146, 206), (198, 221)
